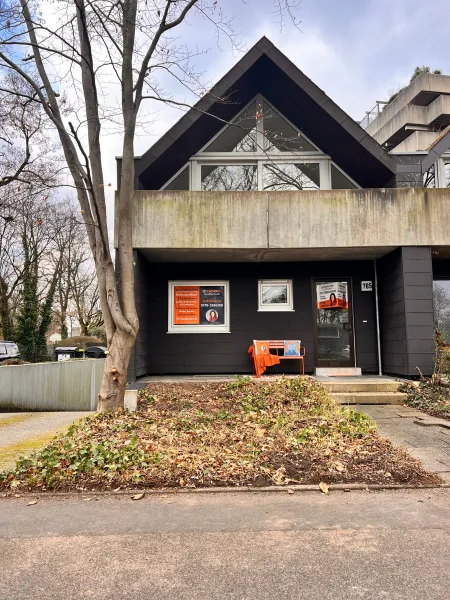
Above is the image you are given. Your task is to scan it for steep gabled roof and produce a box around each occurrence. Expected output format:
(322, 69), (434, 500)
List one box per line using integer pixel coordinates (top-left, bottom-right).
(131, 37), (397, 189)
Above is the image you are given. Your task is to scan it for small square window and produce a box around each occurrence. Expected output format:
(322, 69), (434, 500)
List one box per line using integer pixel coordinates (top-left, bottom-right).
(258, 280), (294, 311)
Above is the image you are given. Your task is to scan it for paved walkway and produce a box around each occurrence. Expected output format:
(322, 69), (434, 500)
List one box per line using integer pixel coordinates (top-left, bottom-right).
(360, 405), (450, 482)
(1, 489), (449, 599)
(0, 412), (90, 471)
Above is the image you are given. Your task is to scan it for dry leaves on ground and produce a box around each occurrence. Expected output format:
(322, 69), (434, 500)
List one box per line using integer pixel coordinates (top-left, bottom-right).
(0, 376), (441, 491)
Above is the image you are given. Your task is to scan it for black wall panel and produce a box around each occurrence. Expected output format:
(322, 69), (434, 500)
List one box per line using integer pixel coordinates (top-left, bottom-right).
(131, 257), (378, 378)
(377, 247), (434, 377)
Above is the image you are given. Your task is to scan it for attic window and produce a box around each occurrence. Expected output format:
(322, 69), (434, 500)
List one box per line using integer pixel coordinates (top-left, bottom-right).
(331, 164), (357, 189)
(263, 102), (316, 152)
(201, 164), (257, 191)
(163, 165), (190, 190)
(263, 163), (320, 191)
(205, 102), (257, 152)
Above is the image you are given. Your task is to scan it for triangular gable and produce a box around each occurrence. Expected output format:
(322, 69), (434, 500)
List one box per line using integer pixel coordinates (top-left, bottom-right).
(132, 37), (397, 190)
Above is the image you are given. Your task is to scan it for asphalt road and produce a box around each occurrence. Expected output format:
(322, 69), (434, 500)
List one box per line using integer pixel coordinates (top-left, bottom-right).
(1, 488), (450, 599)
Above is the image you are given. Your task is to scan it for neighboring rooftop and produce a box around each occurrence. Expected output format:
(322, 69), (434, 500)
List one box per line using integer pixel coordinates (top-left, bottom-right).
(361, 73), (450, 152)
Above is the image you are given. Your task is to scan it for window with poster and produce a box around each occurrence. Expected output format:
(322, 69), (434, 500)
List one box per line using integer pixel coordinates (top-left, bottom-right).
(168, 281), (230, 333)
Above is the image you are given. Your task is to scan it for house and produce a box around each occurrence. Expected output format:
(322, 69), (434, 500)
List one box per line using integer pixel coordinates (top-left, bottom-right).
(116, 37), (450, 381)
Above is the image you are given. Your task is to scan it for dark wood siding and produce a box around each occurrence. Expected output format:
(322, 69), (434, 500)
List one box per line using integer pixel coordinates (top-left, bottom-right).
(377, 247), (434, 377)
(133, 257), (378, 377)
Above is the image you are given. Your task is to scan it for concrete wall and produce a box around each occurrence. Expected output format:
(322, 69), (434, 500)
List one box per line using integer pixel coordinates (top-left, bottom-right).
(126, 188), (450, 252)
(392, 132), (436, 153)
(0, 359), (105, 411)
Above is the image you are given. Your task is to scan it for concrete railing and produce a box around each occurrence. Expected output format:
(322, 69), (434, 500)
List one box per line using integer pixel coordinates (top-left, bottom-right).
(128, 188), (450, 255)
(0, 359), (105, 411)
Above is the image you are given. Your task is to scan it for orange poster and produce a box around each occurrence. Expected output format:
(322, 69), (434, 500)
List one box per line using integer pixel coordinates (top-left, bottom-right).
(317, 282), (348, 309)
(253, 340), (270, 355)
(174, 286), (200, 325)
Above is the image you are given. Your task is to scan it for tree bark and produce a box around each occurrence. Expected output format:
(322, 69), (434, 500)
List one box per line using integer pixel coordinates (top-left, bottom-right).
(0, 276), (12, 340)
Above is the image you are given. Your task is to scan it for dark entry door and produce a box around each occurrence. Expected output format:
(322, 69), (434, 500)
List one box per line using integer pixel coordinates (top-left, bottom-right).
(313, 279), (355, 368)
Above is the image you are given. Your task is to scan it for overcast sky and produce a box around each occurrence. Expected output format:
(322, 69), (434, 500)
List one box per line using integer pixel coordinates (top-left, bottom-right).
(100, 0), (450, 223)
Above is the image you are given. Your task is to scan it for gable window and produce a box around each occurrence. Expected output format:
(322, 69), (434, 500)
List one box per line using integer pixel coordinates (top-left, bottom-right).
(330, 164), (357, 190)
(258, 280), (294, 312)
(160, 95), (360, 191)
(205, 102), (257, 152)
(263, 163), (320, 191)
(201, 164), (257, 191)
(263, 101), (317, 152)
(163, 165), (190, 190)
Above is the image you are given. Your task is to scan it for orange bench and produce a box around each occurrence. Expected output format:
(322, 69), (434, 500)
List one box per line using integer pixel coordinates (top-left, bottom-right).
(249, 340), (306, 377)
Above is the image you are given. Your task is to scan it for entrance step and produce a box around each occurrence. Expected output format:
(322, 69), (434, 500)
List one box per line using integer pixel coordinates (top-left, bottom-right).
(320, 379), (406, 405)
(322, 381), (401, 393)
(315, 367), (362, 377)
(331, 392), (406, 405)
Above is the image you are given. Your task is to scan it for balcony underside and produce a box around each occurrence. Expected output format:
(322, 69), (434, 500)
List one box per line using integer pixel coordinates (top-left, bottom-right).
(139, 247), (398, 262)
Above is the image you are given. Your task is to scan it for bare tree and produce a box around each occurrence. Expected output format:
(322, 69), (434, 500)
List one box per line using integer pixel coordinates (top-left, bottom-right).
(0, 0), (298, 410)
(0, 185), (59, 339)
(71, 264), (103, 335)
(0, 72), (62, 191)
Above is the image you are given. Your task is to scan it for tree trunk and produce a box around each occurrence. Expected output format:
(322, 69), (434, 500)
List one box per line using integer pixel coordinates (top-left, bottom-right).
(97, 325), (135, 410)
(95, 256), (137, 411)
(0, 277), (12, 340)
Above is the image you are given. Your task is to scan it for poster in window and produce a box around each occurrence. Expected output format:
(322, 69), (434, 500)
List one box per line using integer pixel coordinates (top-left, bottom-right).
(316, 282), (348, 309)
(200, 286), (224, 325)
(174, 286), (200, 324)
(173, 285), (225, 326)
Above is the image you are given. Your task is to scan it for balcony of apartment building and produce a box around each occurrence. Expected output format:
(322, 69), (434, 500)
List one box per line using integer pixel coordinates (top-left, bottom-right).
(361, 73), (450, 151)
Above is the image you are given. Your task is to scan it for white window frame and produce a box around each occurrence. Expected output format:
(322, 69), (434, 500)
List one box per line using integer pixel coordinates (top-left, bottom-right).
(159, 94), (361, 191)
(168, 280), (230, 333)
(258, 279), (294, 312)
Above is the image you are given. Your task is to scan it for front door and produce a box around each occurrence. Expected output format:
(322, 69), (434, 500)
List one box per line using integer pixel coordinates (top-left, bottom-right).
(313, 279), (355, 368)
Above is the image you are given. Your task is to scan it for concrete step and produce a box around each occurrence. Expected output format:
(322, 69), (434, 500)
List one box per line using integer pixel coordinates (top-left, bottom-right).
(315, 367), (362, 377)
(332, 392), (406, 405)
(322, 381), (401, 393)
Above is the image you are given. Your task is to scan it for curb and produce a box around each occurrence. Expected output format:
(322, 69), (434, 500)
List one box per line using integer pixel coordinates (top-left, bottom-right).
(2, 481), (450, 499)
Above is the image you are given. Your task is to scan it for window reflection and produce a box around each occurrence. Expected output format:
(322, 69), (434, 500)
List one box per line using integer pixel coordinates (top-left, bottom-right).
(444, 162), (450, 188)
(201, 165), (257, 191)
(262, 285), (288, 304)
(164, 165), (190, 190)
(316, 281), (351, 362)
(331, 164), (357, 189)
(205, 103), (257, 152)
(423, 164), (435, 188)
(263, 163), (320, 190)
(263, 102), (316, 152)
